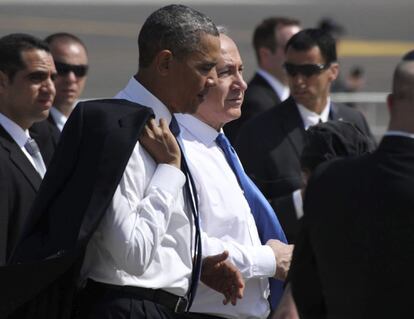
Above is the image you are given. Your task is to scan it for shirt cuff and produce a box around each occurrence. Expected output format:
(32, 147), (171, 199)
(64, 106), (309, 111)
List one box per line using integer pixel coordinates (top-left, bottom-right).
(292, 189), (304, 219)
(252, 245), (277, 277)
(147, 163), (186, 197)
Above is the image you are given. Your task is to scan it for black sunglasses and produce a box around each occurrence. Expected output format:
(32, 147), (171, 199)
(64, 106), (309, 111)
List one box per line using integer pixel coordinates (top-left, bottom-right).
(55, 61), (88, 77)
(283, 62), (330, 77)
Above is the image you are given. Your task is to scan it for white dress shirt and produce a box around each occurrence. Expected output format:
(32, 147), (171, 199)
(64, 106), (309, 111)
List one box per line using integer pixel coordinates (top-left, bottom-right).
(81, 77), (193, 297)
(176, 114), (276, 319)
(49, 106), (70, 131)
(0, 112), (43, 170)
(296, 99), (331, 131)
(257, 68), (290, 102)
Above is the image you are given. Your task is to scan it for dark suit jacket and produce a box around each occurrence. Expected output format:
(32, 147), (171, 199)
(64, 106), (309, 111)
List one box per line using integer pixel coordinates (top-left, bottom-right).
(235, 97), (374, 243)
(1, 99), (153, 319)
(224, 72), (281, 144)
(289, 135), (414, 318)
(0, 120), (55, 264)
(30, 114), (61, 148)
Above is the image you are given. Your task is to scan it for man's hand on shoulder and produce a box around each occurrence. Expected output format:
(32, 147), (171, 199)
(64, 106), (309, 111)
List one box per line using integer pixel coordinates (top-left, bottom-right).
(266, 239), (294, 281)
(201, 251), (245, 306)
(139, 118), (181, 168)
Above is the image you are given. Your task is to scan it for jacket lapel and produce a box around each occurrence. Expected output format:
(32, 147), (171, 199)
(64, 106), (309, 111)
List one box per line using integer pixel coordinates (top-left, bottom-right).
(0, 126), (41, 191)
(281, 97), (307, 157)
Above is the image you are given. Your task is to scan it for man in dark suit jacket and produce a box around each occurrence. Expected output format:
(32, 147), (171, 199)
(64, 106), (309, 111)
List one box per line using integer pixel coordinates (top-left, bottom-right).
(288, 57), (414, 319)
(236, 29), (374, 243)
(224, 17), (301, 143)
(0, 34), (56, 264)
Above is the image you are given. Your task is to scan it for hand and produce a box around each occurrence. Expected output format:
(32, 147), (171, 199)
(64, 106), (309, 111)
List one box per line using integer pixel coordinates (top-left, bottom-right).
(139, 118), (181, 168)
(271, 283), (299, 319)
(201, 251), (245, 306)
(266, 239), (294, 281)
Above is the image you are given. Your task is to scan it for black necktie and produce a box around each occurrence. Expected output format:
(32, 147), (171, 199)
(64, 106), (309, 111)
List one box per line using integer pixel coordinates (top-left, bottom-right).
(170, 116), (202, 310)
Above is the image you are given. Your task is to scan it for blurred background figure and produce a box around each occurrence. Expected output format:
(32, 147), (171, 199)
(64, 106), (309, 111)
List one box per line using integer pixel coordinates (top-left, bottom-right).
(224, 17), (301, 144)
(45, 32), (88, 133)
(318, 17), (347, 92)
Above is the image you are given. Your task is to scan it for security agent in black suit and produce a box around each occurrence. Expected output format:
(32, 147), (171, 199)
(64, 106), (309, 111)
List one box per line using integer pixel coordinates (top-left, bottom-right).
(288, 57), (414, 319)
(0, 34), (56, 265)
(224, 17), (301, 144)
(236, 29), (374, 243)
(1, 5), (243, 319)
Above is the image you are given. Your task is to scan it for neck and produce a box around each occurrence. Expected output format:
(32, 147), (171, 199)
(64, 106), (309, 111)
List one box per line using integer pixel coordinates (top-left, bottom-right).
(135, 72), (173, 113)
(54, 103), (73, 118)
(388, 119), (414, 135)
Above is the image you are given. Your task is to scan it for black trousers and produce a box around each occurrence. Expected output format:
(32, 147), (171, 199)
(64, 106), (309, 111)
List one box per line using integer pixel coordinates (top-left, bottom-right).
(76, 282), (175, 319)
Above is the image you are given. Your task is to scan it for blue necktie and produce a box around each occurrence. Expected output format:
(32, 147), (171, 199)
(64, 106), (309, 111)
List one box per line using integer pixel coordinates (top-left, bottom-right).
(216, 132), (287, 309)
(170, 117), (202, 310)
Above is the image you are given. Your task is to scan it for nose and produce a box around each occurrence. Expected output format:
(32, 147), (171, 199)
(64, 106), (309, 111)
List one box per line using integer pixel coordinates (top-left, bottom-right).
(64, 70), (78, 82)
(206, 68), (218, 88)
(291, 73), (306, 85)
(41, 76), (56, 96)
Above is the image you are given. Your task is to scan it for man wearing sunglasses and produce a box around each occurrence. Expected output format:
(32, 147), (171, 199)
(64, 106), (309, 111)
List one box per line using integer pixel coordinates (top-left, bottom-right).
(44, 33), (88, 136)
(236, 29), (374, 244)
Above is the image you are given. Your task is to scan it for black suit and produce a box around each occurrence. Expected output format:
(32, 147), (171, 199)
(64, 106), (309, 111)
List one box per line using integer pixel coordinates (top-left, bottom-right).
(235, 97), (374, 242)
(0, 99), (152, 318)
(289, 135), (414, 318)
(0, 120), (54, 264)
(224, 72), (281, 144)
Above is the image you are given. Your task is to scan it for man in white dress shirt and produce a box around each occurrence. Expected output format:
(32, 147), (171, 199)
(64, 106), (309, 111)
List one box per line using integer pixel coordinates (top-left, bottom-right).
(75, 5), (243, 319)
(176, 30), (293, 319)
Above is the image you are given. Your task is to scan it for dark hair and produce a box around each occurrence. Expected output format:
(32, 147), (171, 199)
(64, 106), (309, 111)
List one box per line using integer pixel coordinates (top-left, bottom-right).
(138, 4), (219, 68)
(402, 50), (414, 61)
(300, 121), (375, 173)
(0, 33), (50, 80)
(44, 32), (87, 52)
(285, 28), (337, 65)
(253, 17), (300, 63)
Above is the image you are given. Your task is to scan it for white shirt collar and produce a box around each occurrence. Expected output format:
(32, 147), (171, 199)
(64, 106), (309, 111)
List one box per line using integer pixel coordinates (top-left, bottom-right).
(115, 77), (172, 124)
(175, 113), (220, 146)
(0, 112), (30, 147)
(385, 130), (414, 139)
(257, 69), (290, 101)
(296, 98), (331, 130)
(49, 107), (68, 132)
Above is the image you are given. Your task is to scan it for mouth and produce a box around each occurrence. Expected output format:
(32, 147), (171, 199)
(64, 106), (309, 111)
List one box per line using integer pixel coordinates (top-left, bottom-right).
(197, 89), (209, 103)
(226, 96), (244, 107)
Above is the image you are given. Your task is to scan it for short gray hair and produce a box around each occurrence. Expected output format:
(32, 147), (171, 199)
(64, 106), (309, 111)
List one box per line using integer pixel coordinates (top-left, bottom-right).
(138, 4), (219, 67)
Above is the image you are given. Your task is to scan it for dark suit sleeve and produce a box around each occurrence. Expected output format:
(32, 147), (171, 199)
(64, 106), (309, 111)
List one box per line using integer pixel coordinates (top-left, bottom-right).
(289, 217), (326, 319)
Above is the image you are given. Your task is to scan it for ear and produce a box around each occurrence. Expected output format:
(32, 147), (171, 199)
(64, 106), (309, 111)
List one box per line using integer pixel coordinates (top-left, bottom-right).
(328, 63), (339, 81)
(258, 47), (272, 65)
(0, 71), (10, 91)
(154, 50), (174, 76)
